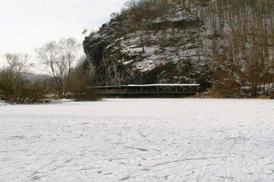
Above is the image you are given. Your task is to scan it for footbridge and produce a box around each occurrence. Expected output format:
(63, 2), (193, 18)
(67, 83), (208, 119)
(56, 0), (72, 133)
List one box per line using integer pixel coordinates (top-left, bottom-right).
(89, 83), (200, 97)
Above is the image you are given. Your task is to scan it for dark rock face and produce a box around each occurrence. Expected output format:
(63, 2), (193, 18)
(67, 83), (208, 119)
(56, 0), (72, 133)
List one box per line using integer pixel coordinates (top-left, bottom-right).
(83, 7), (212, 88)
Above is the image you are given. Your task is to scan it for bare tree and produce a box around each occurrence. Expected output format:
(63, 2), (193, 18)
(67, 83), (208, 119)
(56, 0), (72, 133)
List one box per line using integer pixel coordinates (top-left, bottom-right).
(59, 38), (80, 90)
(36, 38), (80, 98)
(0, 54), (29, 101)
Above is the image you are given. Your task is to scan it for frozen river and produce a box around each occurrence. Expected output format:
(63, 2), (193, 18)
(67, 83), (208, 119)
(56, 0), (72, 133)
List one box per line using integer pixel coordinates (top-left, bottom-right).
(0, 99), (274, 181)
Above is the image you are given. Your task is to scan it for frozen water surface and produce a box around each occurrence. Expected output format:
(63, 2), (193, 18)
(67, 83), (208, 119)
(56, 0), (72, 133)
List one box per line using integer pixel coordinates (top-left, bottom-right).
(0, 99), (274, 181)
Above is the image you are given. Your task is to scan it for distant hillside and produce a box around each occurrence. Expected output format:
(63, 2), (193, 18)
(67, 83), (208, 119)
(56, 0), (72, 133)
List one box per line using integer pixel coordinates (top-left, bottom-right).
(22, 73), (50, 82)
(83, 0), (274, 97)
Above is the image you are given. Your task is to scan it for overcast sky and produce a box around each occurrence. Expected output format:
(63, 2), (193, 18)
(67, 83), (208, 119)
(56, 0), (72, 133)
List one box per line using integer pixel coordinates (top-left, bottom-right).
(0, 0), (127, 67)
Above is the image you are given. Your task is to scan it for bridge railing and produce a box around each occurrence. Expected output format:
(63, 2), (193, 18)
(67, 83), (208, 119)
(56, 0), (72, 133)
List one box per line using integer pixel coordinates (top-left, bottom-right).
(88, 84), (200, 96)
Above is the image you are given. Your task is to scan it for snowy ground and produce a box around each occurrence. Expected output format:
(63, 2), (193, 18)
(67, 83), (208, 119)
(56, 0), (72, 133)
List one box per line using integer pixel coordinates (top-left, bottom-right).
(0, 99), (274, 182)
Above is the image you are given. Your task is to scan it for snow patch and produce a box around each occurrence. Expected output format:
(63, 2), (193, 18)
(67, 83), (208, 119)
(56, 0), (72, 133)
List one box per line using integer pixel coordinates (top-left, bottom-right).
(0, 99), (274, 181)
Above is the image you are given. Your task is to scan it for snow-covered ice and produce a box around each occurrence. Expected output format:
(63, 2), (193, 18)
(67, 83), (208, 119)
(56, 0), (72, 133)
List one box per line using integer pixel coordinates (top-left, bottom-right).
(0, 99), (274, 181)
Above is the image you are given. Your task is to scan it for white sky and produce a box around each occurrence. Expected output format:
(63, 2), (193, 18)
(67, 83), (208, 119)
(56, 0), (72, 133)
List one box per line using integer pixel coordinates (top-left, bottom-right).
(0, 0), (127, 68)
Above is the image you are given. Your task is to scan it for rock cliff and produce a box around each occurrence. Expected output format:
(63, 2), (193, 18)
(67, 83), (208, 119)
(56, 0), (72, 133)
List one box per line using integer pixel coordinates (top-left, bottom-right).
(83, 5), (212, 89)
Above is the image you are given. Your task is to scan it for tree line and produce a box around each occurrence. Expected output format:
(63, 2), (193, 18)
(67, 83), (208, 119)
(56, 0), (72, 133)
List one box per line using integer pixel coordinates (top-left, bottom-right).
(202, 0), (274, 97)
(0, 38), (98, 103)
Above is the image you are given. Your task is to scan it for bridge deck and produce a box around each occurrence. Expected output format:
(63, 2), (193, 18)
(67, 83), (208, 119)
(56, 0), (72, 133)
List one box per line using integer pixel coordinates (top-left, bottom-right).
(89, 84), (200, 97)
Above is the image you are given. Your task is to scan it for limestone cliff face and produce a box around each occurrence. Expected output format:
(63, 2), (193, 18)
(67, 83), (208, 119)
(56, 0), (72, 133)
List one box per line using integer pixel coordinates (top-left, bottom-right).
(83, 6), (212, 88)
